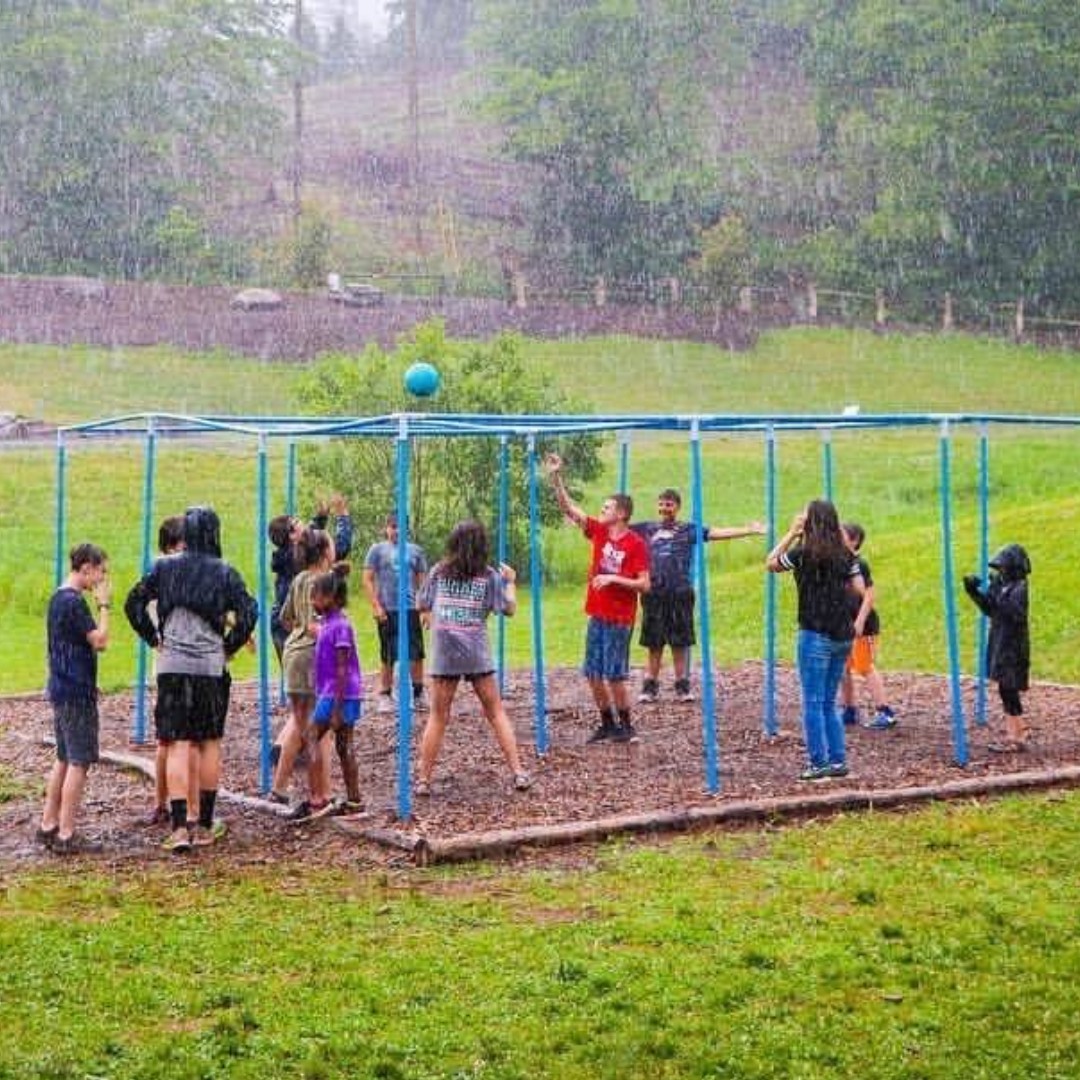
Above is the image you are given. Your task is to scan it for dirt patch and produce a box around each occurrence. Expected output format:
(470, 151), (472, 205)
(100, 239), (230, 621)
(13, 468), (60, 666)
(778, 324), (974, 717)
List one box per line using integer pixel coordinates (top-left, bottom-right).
(3, 663), (1077, 873)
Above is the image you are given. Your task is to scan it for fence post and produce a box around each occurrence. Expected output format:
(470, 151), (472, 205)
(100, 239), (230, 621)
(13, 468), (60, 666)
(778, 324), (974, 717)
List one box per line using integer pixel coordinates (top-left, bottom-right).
(594, 276), (606, 308)
(738, 286), (753, 314)
(1015, 298), (1025, 340)
(943, 291), (954, 331)
(512, 271), (527, 309)
(807, 282), (818, 321)
(875, 288), (887, 326)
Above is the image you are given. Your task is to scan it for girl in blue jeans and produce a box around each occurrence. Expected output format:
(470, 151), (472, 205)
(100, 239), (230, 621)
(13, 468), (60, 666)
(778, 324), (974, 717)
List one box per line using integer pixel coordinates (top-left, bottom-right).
(767, 500), (865, 780)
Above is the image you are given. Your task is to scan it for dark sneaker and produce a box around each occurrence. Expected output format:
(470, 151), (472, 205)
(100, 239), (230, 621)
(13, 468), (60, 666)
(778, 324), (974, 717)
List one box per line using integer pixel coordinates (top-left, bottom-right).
(611, 722), (639, 744)
(586, 723), (617, 744)
(799, 763), (833, 782)
(285, 800), (332, 823)
(637, 679), (659, 704)
(673, 680), (695, 703)
(140, 805), (170, 828)
(53, 833), (104, 855)
(267, 790), (290, 806)
(34, 825), (59, 848)
(192, 819), (228, 847)
(828, 762), (850, 778)
(863, 708), (897, 730)
(841, 706), (859, 727)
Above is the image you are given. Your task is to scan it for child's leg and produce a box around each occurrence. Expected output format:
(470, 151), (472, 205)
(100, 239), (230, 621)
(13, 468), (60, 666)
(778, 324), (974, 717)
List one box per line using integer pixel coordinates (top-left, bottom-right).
(333, 723), (361, 804)
(1000, 685), (1026, 744)
(418, 678), (456, 783)
(473, 674), (524, 776)
(154, 742), (169, 810)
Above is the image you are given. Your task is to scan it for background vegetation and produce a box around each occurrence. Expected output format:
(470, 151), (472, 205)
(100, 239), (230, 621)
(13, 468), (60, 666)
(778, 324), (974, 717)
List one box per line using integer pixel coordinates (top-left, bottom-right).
(3, 327), (1080, 695)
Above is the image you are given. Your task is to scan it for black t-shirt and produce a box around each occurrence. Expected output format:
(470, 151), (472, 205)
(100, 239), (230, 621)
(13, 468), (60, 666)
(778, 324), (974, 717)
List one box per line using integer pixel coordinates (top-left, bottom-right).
(779, 546), (862, 640)
(47, 587), (97, 703)
(850, 555), (880, 636)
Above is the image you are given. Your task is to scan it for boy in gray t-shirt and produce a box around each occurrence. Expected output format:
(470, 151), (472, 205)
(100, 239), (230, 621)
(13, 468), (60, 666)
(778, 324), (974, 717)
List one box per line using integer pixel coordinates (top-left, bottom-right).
(362, 515), (429, 712)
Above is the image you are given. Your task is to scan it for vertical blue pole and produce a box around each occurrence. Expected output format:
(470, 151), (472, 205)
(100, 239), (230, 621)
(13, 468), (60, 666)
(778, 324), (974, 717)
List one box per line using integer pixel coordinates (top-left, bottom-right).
(53, 433), (68, 588)
(617, 433), (630, 493)
(496, 436), (510, 694)
(821, 428), (834, 502)
(763, 426), (779, 737)
(939, 421), (968, 765)
(285, 439), (298, 516)
(975, 423), (990, 726)
(690, 422), (720, 793)
(527, 436), (549, 754)
(257, 433), (273, 793)
(132, 418), (157, 745)
(395, 419), (414, 820)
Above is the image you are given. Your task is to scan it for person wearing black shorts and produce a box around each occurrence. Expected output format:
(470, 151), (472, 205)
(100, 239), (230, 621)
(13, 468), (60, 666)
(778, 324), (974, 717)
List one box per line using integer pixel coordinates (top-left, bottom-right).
(632, 489), (764, 703)
(126, 506), (257, 852)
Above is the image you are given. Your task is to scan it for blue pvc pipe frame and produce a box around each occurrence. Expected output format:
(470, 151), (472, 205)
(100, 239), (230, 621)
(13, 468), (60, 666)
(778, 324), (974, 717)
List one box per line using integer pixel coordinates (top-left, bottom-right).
(527, 436), (549, 754)
(53, 433), (67, 588)
(617, 432), (630, 493)
(132, 418), (157, 745)
(256, 433), (274, 792)
(938, 420), (968, 765)
(689, 421), (720, 792)
(975, 423), (990, 726)
(394, 418), (414, 820)
(821, 428), (834, 502)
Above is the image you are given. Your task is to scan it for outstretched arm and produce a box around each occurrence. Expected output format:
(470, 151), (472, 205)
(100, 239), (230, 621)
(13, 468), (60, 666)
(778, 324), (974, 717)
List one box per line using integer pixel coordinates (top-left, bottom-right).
(707, 521), (767, 542)
(545, 452), (588, 528)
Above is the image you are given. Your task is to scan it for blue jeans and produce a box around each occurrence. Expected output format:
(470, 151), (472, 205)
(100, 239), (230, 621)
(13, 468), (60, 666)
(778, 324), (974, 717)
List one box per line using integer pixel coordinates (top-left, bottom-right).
(796, 630), (852, 768)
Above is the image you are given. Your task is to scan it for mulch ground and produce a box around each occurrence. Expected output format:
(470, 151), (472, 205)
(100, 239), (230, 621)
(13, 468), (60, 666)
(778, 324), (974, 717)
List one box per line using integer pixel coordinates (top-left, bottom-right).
(3, 663), (1078, 873)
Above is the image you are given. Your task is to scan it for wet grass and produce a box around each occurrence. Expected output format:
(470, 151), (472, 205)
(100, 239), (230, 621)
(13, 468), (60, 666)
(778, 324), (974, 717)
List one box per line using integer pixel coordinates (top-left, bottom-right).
(2, 792), (1079, 1078)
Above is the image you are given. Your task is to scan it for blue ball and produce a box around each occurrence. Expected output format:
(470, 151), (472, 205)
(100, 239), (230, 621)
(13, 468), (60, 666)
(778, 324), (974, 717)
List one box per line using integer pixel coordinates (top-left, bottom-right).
(404, 361), (441, 397)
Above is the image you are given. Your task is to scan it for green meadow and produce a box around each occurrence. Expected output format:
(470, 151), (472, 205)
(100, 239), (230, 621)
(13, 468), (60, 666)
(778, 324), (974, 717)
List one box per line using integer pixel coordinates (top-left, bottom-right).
(4, 329), (1080, 1078)
(2, 330), (1080, 692)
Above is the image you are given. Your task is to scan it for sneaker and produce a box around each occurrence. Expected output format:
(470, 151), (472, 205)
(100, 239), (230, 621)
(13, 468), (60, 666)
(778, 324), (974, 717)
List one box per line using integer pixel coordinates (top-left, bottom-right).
(799, 763), (833, 782)
(141, 805), (170, 828)
(286, 799), (334, 823)
(586, 722), (617, 744)
(414, 778), (432, 797)
(828, 762), (850, 778)
(514, 772), (533, 791)
(53, 832), (104, 855)
(269, 743), (282, 770)
(413, 690), (429, 712)
(34, 825), (58, 848)
(637, 679), (659, 704)
(841, 705), (859, 727)
(161, 829), (191, 854)
(610, 722), (639, 744)
(674, 682), (696, 704)
(192, 819), (229, 846)
(267, 790), (290, 806)
(377, 692), (394, 715)
(863, 708), (897, 730)
(341, 799), (365, 814)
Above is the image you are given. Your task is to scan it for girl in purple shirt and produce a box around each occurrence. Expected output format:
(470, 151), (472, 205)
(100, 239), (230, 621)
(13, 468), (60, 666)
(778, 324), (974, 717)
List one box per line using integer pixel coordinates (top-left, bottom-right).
(310, 566), (363, 810)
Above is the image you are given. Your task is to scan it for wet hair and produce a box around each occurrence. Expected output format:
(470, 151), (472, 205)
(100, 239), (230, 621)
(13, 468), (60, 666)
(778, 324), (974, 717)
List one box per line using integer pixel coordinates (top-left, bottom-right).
(183, 506), (222, 558)
(312, 563), (350, 609)
(294, 526), (332, 570)
(610, 493), (634, 520)
(801, 500), (848, 564)
(70, 542), (107, 572)
(268, 514), (293, 549)
(158, 515), (186, 554)
(842, 521), (865, 551)
(658, 489), (682, 506)
(438, 520), (490, 580)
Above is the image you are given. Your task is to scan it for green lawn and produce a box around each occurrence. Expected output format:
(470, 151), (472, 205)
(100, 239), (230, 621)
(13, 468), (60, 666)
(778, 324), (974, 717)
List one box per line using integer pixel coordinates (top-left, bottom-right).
(2, 793), (1079, 1078)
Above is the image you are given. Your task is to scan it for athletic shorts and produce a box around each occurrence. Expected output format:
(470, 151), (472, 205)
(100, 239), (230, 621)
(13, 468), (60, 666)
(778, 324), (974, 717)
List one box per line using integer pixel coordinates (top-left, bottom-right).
(52, 699), (99, 766)
(639, 587), (696, 650)
(283, 644), (315, 697)
(155, 671), (231, 743)
(582, 617), (633, 681)
(846, 635), (877, 677)
(377, 611), (425, 665)
(430, 670), (495, 685)
(312, 696), (363, 727)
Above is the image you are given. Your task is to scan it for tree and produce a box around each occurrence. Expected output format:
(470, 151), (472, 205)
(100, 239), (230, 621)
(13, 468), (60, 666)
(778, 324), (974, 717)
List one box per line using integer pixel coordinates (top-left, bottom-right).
(474, 1), (741, 285)
(294, 320), (603, 579)
(0, 1), (290, 279)
(775, 0), (1080, 306)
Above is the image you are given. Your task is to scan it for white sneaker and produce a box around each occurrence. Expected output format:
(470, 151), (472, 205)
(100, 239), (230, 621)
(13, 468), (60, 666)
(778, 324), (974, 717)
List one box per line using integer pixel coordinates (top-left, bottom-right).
(376, 693), (394, 715)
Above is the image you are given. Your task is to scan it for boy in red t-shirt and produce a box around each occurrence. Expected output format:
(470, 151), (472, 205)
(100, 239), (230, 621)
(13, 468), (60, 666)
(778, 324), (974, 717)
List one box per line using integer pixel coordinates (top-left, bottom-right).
(546, 453), (651, 743)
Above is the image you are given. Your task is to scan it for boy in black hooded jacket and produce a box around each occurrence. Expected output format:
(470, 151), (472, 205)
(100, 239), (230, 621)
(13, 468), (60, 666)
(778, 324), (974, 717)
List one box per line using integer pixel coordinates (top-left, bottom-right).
(963, 543), (1031, 752)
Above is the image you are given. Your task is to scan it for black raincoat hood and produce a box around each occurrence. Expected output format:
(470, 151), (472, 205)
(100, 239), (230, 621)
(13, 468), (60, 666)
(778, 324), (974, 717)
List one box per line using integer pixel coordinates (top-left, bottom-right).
(989, 543), (1031, 580)
(183, 506), (222, 558)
